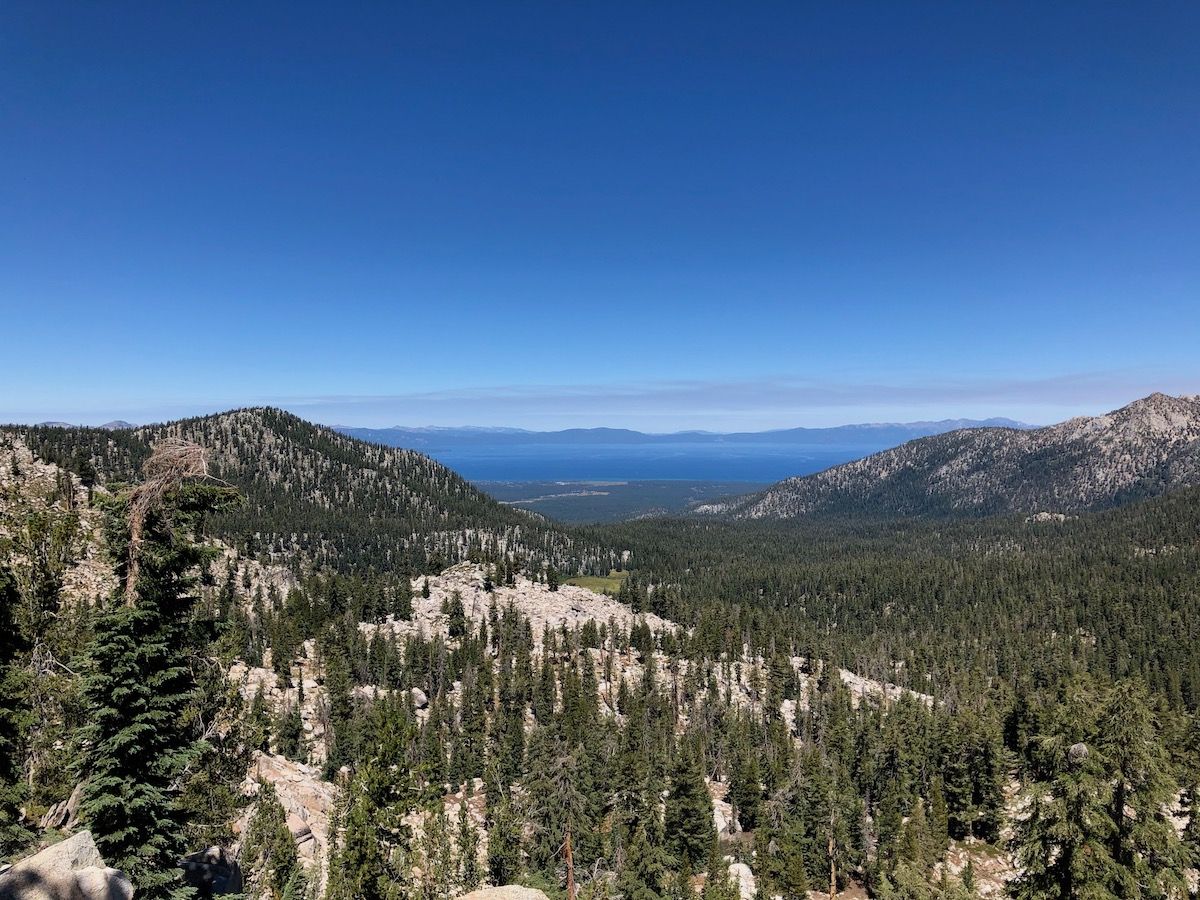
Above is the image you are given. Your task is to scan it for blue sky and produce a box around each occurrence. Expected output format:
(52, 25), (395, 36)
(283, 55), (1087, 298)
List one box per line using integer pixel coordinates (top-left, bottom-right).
(2, 2), (1197, 429)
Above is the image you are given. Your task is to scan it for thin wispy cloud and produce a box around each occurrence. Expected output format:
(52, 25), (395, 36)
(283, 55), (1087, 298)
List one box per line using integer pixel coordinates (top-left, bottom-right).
(7, 370), (1195, 430)
(271, 370), (1197, 430)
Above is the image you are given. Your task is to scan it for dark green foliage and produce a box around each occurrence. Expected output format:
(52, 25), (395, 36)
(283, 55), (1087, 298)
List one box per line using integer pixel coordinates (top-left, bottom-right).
(775, 815), (811, 900)
(664, 743), (715, 874)
(1010, 679), (1190, 900)
(619, 822), (664, 900)
(275, 702), (304, 761)
(487, 796), (521, 887)
(728, 745), (763, 832)
(15, 411), (619, 577)
(79, 483), (236, 900)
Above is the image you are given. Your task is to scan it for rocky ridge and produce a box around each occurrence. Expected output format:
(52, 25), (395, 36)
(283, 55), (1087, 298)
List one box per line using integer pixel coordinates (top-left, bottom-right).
(698, 393), (1200, 520)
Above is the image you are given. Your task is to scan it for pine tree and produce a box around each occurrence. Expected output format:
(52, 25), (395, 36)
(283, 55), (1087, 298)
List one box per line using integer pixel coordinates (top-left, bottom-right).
(322, 641), (354, 777)
(729, 745), (763, 832)
(80, 478), (234, 899)
(448, 590), (467, 639)
(337, 779), (389, 900)
(1009, 740), (1116, 900)
(525, 731), (592, 878)
(776, 814), (811, 900)
(972, 722), (1007, 844)
(928, 778), (950, 858)
(458, 787), (482, 892)
(248, 686), (271, 753)
(619, 822), (664, 900)
(701, 843), (739, 900)
(419, 798), (458, 900)
(242, 781), (301, 900)
(900, 798), (934, 872)
(276, 701), (304, 761)
(664, 743), (716, 874)
(1097, 679), (1188, 898)
(487, 795), (521, 886)
(1183, 786), (1200, 866)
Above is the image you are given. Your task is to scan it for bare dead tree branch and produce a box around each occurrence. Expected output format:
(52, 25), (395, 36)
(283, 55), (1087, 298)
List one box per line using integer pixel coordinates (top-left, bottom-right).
(125, 439), (210, 603)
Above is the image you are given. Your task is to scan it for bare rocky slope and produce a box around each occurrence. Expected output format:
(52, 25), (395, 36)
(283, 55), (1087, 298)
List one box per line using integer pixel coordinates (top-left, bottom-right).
(697, 393), (1200, 520)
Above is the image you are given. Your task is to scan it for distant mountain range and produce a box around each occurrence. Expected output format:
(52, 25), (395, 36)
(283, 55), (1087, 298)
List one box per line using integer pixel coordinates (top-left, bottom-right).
(697, 393), (1200, 520)
(36, 419), (137, 430)
(337, 418), (1030, 448)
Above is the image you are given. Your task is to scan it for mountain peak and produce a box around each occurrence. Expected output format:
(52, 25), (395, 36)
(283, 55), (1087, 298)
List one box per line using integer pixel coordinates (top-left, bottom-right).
(701, 393), (1200, 520)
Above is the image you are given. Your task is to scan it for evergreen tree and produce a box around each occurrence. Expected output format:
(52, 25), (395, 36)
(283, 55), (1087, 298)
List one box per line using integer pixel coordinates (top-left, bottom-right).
(1097, 680), (1188, 898)
(79, 478), (235, 899)
(336, 780), (389, 900)
(619, 822), (664, 900)
(928, 778), (950, 858)
(418, 798), (457, 900)
(276, 701), (304, 761)
(664, 743), (716, 874)
(729, 744), (763, 832)
(242, 781), (302, 900)
(1009, 740), (1116, 900)
(447, 591), (467, 640)
(776, 814), (811, 900)
(701, 846), (739, 900)
(487, 796), (521, 887)
(458, 791), (482, 892)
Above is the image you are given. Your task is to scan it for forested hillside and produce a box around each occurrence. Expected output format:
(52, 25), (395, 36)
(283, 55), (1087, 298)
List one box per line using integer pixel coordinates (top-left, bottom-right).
(11, 408), (619, 577)
(595, 487), (1200, 710)
(1, 415), (1198, 900)
(701, 393), (1200, 520)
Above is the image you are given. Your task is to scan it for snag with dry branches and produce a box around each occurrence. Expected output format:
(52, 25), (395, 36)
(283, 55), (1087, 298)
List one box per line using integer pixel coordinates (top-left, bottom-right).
(124, 439), (214, 601)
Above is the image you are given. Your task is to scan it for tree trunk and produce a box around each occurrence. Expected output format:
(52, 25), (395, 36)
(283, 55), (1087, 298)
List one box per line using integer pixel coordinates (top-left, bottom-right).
(828, 831), (836, 900)
(565, 822), (576, 900)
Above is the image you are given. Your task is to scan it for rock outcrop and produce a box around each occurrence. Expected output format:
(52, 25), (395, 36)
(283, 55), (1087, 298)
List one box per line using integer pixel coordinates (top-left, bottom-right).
(237, 752), (338, 887)
(456, 886), (550, 900)
(0, 832), (132, 900)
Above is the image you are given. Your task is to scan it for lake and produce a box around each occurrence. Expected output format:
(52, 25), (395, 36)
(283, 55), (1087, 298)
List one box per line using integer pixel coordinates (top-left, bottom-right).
(419, 441), (874, 482)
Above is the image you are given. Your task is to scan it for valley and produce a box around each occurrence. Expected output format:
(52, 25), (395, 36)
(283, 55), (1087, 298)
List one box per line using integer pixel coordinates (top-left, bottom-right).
(1, 398), (1198, 900)
(477, 481), (765, 523)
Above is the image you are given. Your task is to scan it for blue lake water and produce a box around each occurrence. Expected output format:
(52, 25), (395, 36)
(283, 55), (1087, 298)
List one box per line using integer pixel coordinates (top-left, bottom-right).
(419, 442), (876, 482)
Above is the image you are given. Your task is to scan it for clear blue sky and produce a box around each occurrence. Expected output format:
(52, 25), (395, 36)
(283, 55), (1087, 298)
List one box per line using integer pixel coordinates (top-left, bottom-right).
(2, 2), (1197, 429)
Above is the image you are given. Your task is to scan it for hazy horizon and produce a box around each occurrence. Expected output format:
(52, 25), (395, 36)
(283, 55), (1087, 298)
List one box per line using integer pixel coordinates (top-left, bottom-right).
(4, 4), (1198, 430)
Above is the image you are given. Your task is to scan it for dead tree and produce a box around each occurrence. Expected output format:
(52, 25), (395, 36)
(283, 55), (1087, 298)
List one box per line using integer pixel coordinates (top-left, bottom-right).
(124, 438), (210, 602)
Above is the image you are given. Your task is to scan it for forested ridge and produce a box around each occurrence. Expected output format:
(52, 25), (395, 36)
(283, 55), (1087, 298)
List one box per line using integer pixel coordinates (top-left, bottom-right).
(1, 417), (1198, 900)
(12, 408), (619, 577)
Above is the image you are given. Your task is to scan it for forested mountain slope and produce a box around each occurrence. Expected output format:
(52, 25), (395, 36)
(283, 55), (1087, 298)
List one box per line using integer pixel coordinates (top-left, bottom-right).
(699, 393), (1200, 519)
(596, 483), (1200, 707)
(7, 408), (618, 576)
(3, 413), (1199, 900)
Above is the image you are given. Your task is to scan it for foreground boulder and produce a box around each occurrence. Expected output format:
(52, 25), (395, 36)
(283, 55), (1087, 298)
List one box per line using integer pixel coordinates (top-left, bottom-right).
(0, 831), (132, 900)
(456, 888), (550, 900)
